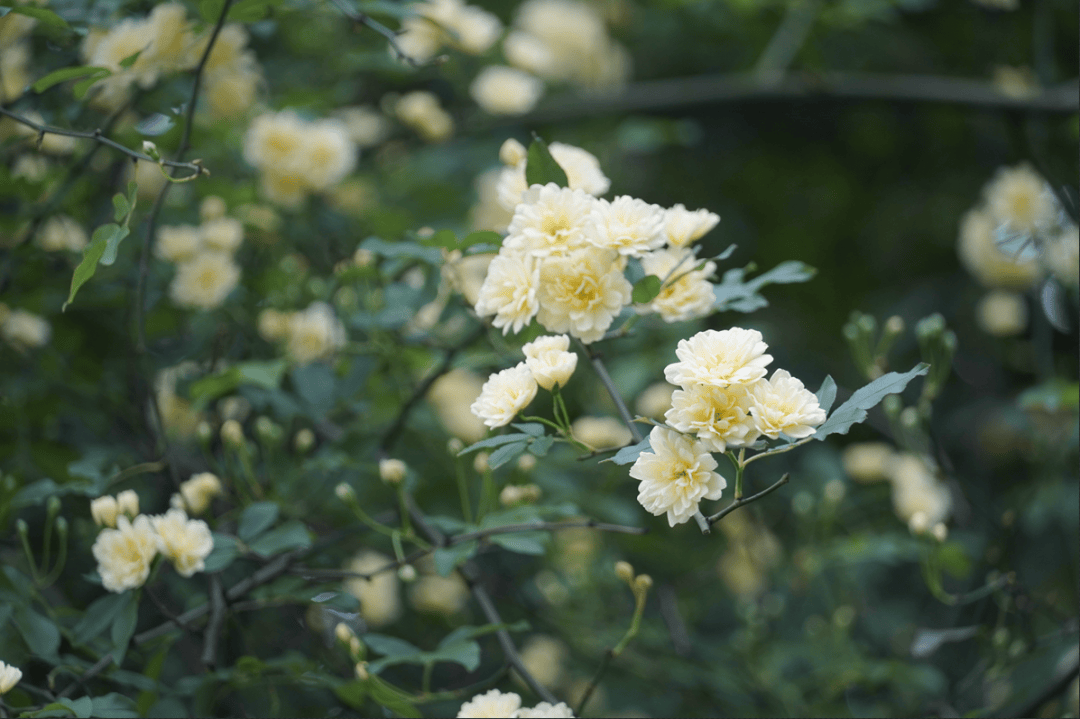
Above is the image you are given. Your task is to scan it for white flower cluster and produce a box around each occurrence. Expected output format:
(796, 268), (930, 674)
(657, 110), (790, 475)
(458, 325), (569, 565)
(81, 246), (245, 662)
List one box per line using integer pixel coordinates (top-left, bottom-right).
(159, 198), (244, 310)
(257, 302), (347, 365)
(175, 472), (224, 515)
(474, 140), (720, 342)
(91, 503), (214, 593)
(395, 91), (455, 143)
(396, 0), (502, 63)
(91, 490), (140, 528)
(0, 304), (51, 352)
(842, 443), (952, 537)
(244, 110), (357, 208)
(38, 215), (89, 253)
(631, 328), (826, 526)
(458, 689), (574, 718)
(79, 5), (261, 117)
(470, 334), (577, 429)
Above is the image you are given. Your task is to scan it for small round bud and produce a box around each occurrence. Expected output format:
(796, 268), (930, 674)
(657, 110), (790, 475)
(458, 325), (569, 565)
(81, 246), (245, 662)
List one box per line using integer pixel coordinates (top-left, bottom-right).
(255, 416), (275, 441)
(335, 483), (355, 501)
(90, 495), (119, 528)
(915, 313), (946, 340)
(116, 489), (139, 518)
(634, 574), (653, 592)
(447, 438), (464, 455)
(379, 458), (407, 485)
(354, 662), (369, 681)
(200, 195), (227, 222)
(294, 428), (316, 453)
(473, 452), (490, 473)
(196, 420), (214, 444)
(899, 407), (920, 429)
(349, 636), (362, 657)
(142, 140), (160, 159)
(931, 523), (949, 542)
(908, 511), (930, 535)
(823, 479), (846, 504)
(16, 518), (29, 537)
(54, 516), (68, 537)
(398, 565), (417, 582)
(170, 493), (186, 510)
(221, 419), (245, 448)
(334, 622), (353, 644)
(614, 561), (634, 583)
(46, 495), (61, 517)
(516, 454), (537, 472)
(499, 138), (527, 166)
(884, 315), (905, 334)
(353, 248), (375, 268)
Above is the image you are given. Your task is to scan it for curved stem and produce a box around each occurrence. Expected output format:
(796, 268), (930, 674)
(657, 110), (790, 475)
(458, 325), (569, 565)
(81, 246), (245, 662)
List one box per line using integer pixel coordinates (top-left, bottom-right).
(707, 473), (790, 527)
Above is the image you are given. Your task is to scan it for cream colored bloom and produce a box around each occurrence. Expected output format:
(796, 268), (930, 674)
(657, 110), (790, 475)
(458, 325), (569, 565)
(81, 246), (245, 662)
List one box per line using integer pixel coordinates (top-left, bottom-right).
(471, 66), (544, 115)
(285, 302), (346, 364)
(665, 383), (758, 452)
(518, 702), (575, 718)
(496, 143), (610, 211)
(408, 573), (470, 615)
(976, 290), (1028, 337)
(1, 309), (51, 350)
(504, 31), (557, 76)
(396, 91), (454, 142)
(452, 5), (503, 53)
(257, 308), (289, 341)
(116, 489), (140, 518)
(514, 0), (606, 82)
(335, 105), (390, 148)
(516, 635), (569, 691)
(523, 334), (577, 390)
(470, 169), (514, 233)
(156, 225), (202, 262)
(458, 689), (522, 718)
(199, 217), (243, 254)
(984, 163), (1056, 236)
(587, 196), (666, 257)
(636, 381), (674, 419)
(571, 416), (632, 450)
(395, 16), (442, 63)
(886, 453), (952, 533)
(244, 110), (308, 172)
(38, 215), (88, 252)
(470, 363), (538, 428)
(664, 328), (772, 389)
(957, 208), (1040, 289)
(91, 495), (120, 528)
(93, 515), (159, 593)
(663, 204), (720, 248)
(536, 248), (632, 343)
(639, 249), (716, 322)
(500, 483), (542, 505)
(170, 251), (240, 309)
(180, 472), (223, 515)
(0, 662), (21, 696)
(505, 184), (596, 258)
(428, 368), (488, 442)
(630, 426), (726, 527)
(747, 369), (826, 439)
(152, 508), (213, 577)
(379, 458), (407, 484)
(1047, 226), (1079, 285)
(344, 550), (401, 627)
(301, 120), (357, 190)
(841, 442), (895, 483)
(474, 250), (540, 334)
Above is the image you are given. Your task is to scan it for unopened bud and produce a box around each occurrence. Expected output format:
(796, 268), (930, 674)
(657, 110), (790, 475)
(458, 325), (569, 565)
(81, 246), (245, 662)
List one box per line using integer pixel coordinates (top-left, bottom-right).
(354, 662), (369, 681)
(196, 420), (214, 444)
(335, 483), (355, 501)
(908, 511), (930, 536)
(353, 248), (375, 268)
(634, 574), (653, 593)
(614, 561), (634, 583)
(91, 495), (119, 528)
(349, 636), (362, 657)
(900, 407), (920, 429)
(398, 565), (417, 582)
(931, 523), (949, 542)
(142, 140), (160, 160)
(447, 438), (465, 454)
(473, 452), (490, 473)
(516, 454), (537, 472)
(884, 316), (905, 335)
(46, 495), (61, 518)
(54, 516), (68, 538)
(379, 458), (407, 485)
(499, 138), (527, 166)
(221, 419), (244, 448)
(335, 622), (353, 644)
(116, 489), (139, 518)
(294, 428), (315, 453)
(16, 518), (29, 538)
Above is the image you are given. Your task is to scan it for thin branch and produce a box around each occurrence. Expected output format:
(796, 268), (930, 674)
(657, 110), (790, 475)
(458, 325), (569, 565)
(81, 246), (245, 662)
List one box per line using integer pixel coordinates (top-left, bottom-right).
(1010, 653), (1080, 718)
(201, 574), (227, 670)
(327, 0), (443, 68)
(742, 437), (812, 466)
(753, 0), (820, 81)
(0, 107), (207, 179)
(707, 473), (790, 526)
(379, 324), (485, 451)
(406, 499), (559, 705)
(56, 653), (113, 699)
(579, 341), (643, 444)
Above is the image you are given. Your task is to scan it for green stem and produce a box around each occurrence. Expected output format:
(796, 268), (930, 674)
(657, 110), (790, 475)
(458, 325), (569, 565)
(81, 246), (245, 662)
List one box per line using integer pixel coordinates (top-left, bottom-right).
(397, 487), (413, 537)
(454, 457), (473, 525)
(734, 449), (745, 500)
(518, 415), (564, 433)
(421, 662), (434, 695)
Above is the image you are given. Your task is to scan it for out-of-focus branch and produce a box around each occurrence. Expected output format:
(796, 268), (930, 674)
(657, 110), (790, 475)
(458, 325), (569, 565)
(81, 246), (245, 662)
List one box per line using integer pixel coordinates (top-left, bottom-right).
(0, 106), (207, 179)
(753, 0), (821, 82)
(327, 0), (444, 68)
(579, 341), (644, 444)
(472, 73), (1079, 130)
(201, 574), (227, 670)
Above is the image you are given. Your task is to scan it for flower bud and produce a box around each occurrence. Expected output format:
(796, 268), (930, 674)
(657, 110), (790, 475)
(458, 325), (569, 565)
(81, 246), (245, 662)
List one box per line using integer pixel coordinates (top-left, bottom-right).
(614, 561), (634, 584)
(447, 438), (465, 455)
(353, 248), (375, 268)
(46, 495), (61, 519)
(908, 511), (930, 535)
(91, 495), (119, 528)
(255, 416), (282, 444)
(334, 622), (353, 644)
(398, 565), (417, 582)
(196, 420), (214, 444)
(335, 483), (355, 501)
(349, 636), (363, 658)
(473, 452), (490, 473)
(884, 315), (905, 335)
(294, 428), (315, 453)
(116, 489), (139, 518)
(354, 662), (369, 681)
(379, 458), (407, 485)
(54, 516), (68, 538)
(221, 419), (244, 448)
(516, 454), (537, 472)
(499, 138), (527, 166)
(142, 140), (160, 160)
(634, 574), (653, 592)
(931, 523), (949, 542)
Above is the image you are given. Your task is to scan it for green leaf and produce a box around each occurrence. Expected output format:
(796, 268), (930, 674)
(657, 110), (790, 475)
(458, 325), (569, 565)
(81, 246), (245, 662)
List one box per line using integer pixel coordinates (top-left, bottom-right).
(199, 0), (226, 21)
(601, 435), (652, 465)
(202, 533), (239, 573)
(112, 194), (131, 223)
(459, 433), (532, 454)
(63, 230), (109, 310)
(813, 363), (930, 441)
(118, 50), (141, 69)
(134, 113), (175, 137)
(20, 702), (77, 718)
(3, 4), (69, 27)
(14, 605), (60, 660)
(359, 236), (443, 265)
(713, 260), (817, 313)
(816, 375), (837, 414)
(188, 359), (288, 406)
(246, 520), (311, 556)
(427, 639), (481, 672)
(490, 532), (547, 555)
(99, 224), (129, 266)
(460, 230), (502, 248)
(72, 71), (112, 100)
(525, 136), (568, 188)
(89, 694), (139, 718)
(333, 679), (368, 710)
(226, 0), (282, 21)
(419, 228), (457, 249)
(110, 591), (138, 666)
(33, 66), (109, 93)
(238, 502), (280, 541)
(364, 634), (422, 659)
(487, 440), (528, 469)
(528, 435), (554, 456)
(632, 275), (663, 304)
(510, 422), (545, 437)
(368, 676), (421, 718)
(433, 540), (477, 577)
(73, 592), (128, 645)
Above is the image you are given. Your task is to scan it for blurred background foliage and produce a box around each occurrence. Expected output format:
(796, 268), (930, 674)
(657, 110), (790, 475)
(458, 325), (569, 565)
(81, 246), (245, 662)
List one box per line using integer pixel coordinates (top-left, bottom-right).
(0, 0), (1077, 716)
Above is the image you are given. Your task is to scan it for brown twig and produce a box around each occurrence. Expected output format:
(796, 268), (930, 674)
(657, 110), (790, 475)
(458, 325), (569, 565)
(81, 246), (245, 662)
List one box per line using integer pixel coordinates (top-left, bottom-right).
(578, 341), (643, 444)
(326, 0), (443, 68)
(707, 473), (790, 526)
